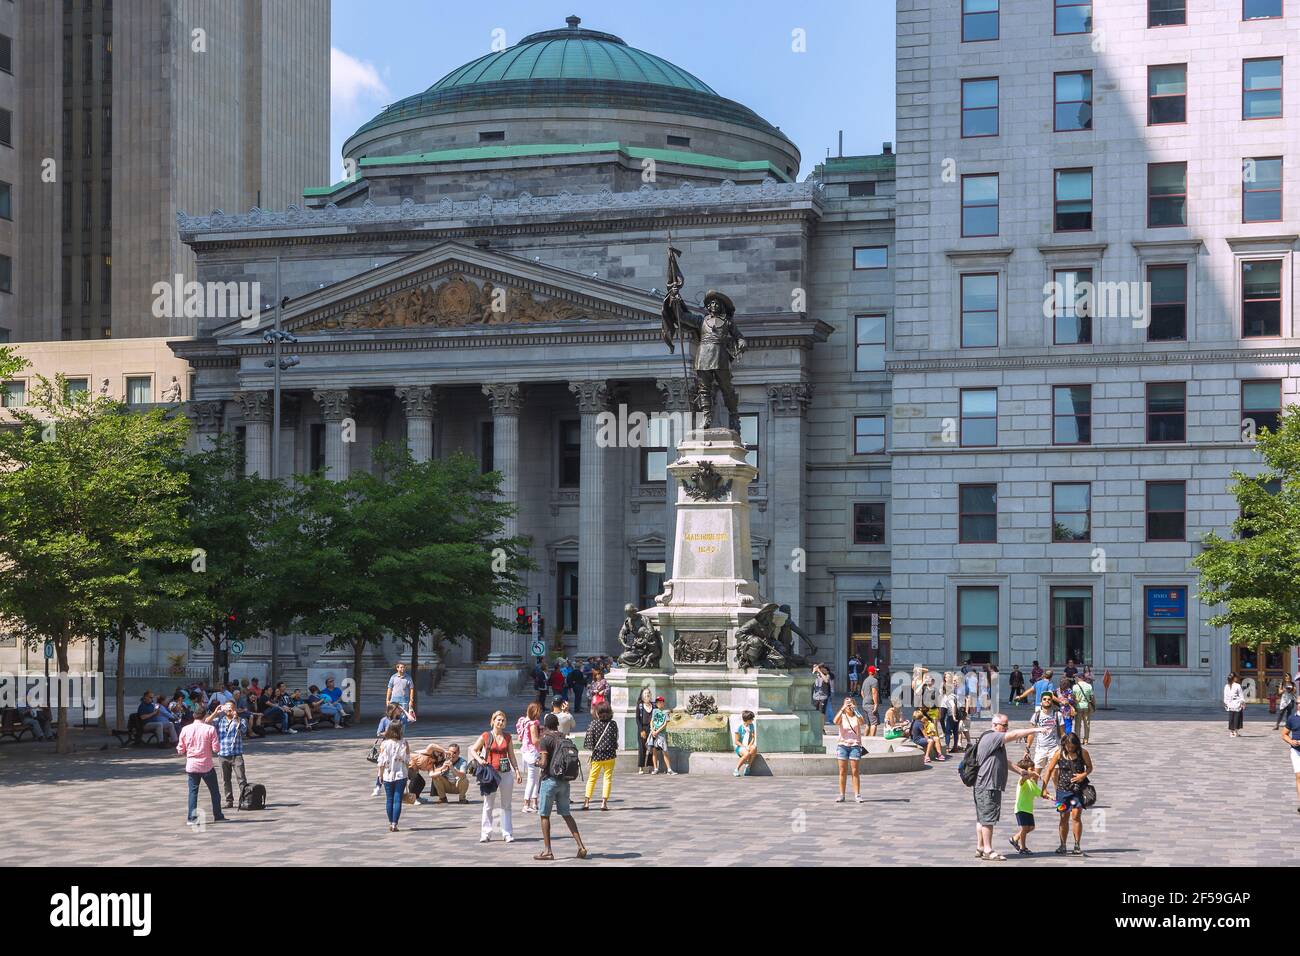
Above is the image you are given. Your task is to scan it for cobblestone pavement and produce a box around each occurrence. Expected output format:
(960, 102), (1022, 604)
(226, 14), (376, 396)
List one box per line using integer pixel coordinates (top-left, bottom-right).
(2, 696), (1297, 866)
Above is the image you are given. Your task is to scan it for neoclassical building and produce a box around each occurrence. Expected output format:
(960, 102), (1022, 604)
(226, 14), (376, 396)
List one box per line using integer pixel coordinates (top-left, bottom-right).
(168, 18), (897, 693)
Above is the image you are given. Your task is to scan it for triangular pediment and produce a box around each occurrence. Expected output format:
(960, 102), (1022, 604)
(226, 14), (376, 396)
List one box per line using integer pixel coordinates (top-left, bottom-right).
(217, 242), (663, 340)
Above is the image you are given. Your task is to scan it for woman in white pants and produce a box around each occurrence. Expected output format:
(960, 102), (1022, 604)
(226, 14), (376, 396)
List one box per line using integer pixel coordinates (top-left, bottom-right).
(516, 702), (543, 813)
(471, 710), (523, 842)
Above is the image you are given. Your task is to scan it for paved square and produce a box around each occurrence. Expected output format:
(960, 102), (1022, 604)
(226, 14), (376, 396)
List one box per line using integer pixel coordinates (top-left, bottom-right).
(2, 697), (1296, 866)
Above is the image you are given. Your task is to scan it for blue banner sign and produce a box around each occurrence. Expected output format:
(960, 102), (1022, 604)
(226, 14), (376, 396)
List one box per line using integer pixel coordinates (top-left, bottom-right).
(1146, 587), (1186, 618)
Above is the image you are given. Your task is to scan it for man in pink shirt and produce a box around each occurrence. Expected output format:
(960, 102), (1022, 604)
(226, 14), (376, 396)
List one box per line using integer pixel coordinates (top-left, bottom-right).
(177, 706), (226, 826)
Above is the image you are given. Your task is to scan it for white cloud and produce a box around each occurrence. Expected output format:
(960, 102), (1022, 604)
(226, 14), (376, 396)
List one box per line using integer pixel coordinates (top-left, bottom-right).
(331, 47), (390, 113)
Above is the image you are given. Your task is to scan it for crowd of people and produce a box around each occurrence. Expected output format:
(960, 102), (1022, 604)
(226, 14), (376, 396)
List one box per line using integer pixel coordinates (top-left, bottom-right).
(529, 656), (616, 714)
(138, 675), (353, 747)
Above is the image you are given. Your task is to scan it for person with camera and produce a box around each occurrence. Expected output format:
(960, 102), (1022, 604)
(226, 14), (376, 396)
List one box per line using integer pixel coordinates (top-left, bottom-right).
(1040, 731), (1093, 856)
(832, 697), (865, 803)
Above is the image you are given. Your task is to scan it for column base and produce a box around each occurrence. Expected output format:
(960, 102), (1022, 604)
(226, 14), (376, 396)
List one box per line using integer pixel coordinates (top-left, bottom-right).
(476, 662), (526, 698)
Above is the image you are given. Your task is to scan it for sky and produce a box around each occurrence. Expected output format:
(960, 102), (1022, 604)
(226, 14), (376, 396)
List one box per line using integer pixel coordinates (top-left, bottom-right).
(327, 0), (896, 187)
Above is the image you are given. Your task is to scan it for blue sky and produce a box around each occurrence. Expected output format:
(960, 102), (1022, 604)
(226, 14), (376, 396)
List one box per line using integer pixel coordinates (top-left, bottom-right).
(328, 0), (896, 186)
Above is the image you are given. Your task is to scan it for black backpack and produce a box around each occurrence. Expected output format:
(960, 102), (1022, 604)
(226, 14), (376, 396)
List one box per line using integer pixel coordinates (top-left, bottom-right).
(548, 735), (582, 781)
(239, 783), (267, 810)
(958, 732), (991, 787)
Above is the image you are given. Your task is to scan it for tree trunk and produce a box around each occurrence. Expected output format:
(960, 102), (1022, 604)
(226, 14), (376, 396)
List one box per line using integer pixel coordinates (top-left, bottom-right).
(55, 635), (70, 754)
(352, 639), (365, 722)
(96, 632), (108, 729)
(114, 626), (126, 730)
(210, 635), (221, 688)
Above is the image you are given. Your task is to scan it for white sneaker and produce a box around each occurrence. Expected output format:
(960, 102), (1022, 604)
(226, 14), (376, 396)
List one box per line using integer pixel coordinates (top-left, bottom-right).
(371, 785), (382, 797)
(666, 768), (678, 775)
(288, 728), (298, 734)
(855, 795), (865, 804)
(835, 794), (845, 803)
(504, 834), (515, 843)
(479, 835), (491, 843)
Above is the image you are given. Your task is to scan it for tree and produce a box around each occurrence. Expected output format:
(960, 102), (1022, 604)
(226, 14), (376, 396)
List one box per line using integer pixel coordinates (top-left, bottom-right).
(1195, 405), (1300, 654)
(0, 376), (192, 753)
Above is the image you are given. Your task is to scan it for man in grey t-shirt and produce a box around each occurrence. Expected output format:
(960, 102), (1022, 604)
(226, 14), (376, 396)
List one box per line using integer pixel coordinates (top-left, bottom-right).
(862, 668), (880, 735)
(971, 713), (1036, 861)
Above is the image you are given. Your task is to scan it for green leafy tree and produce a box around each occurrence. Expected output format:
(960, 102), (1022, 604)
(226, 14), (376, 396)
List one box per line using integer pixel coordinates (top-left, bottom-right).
(0, 376), (192, 752)
(1196, 405), (1300, 654)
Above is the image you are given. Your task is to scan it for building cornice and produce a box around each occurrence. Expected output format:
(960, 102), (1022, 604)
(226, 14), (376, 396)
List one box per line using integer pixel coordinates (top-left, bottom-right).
(887, 346), (1300, 372)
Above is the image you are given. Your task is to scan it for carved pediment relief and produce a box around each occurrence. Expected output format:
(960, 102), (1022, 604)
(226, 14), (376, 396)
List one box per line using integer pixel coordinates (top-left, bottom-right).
(300, 274), (619, 332)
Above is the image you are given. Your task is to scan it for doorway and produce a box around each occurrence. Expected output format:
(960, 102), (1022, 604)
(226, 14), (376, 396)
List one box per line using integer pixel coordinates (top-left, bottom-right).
(849, 601), (891, 678)
(1232, 644), (1292, 703)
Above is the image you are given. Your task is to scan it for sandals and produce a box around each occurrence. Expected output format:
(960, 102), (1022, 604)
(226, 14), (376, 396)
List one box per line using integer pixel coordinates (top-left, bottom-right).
(982, 851), (1007, 861)
(575, 847), (589, 859)
(1055, 844), (1068, 855)
(1071, 844), (1084, 856)
(533, 852), (554, 861)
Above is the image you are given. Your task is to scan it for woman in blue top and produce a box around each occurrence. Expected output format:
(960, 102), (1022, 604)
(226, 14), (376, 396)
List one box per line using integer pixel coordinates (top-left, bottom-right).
(371, 704), (402, 796)
(733, 710), (758, 777)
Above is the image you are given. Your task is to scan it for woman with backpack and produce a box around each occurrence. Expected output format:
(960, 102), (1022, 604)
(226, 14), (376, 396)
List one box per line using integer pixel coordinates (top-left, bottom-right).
(375, 721), (411, 833)
(471, 709), (523, 843)
(1040, 731), (1093, 856)
(516, 702), (543, 814)
(582, 701), (620, 810)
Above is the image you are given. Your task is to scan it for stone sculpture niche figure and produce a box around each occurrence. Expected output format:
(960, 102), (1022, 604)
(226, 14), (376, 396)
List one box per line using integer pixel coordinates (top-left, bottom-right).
(734, 603), (787, 671)
(617, 603), (663, 669)
(161, 376), (183, 404)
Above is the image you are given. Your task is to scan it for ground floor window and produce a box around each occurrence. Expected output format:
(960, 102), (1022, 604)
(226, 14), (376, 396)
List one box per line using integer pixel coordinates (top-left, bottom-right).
(957, 586), (998, 664)
(638, 560), (664, 611)
(1144, 586), (1187, 667)
(1051, 587), (1091, 665)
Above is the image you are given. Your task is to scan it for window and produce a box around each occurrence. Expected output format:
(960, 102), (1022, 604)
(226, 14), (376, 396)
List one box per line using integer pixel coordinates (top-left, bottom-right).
(853, 502), (886, 544)
(1, 380), (24, 407)
(310, 423), (325, 472)
(1148, 162), (1187, 227)
(1054, 168), (1093, 231)
(960, 273), (998, 347)
(64, 378), (89, 401)
(1243, 58), (1283, 119)
(0, 108), (10, 147)
(1244, 0), (1283, 18)
(739, 413), (760, 473)
(0, 34), (10, 73)
(1243, 157), (1282, 222)
(1055, 0), (1092, 34)
(480, 421), (494, 474)
(0, 181), (11, 220)
(638, 561), (665, 610)
(1053, 268), (1093, 344)
(853, 246), (888, 270)
(1241, 476), (1281, 537)
(961, 78), (999, 137)
(848, 181), (876, 198)
(0, 255), (9, 294)
(1242, 380), (1283, 434)
(1051, 588), (1092, 665)
(815, 607), (826, 633)
(960, 388), (997, 446)
(1144, 586), (1187, 667)
(1146, 481), (1186, 540)
(958, 588), (998, 665)
(962, 0), (998, 40)
(961, 174), (998, 237)
(558, 419), (581, 487)
(1146, 382), (1187, 442)
(1147, 264), (1187, 340)
(478, 130), (505, 142)
(1148, 65), (1187, 124)
(557, 562), (579, 635)
(666, 134), (691, 148)
(959, 483), (997, 543)
(1052, 483), (1092, 541)
(854, 415), (886, 455)
(641, 414), (672, 482)
(1053, 385), (1092, 444)
(1149, 0), (1185, 25)
(1054, 71), (1093, 131)
(125, 376), (151, 405)
(855, 314), (886, 371)
(1242, 259), (1282, 337)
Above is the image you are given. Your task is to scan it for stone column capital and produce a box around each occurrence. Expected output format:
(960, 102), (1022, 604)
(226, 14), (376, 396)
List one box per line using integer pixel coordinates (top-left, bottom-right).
(768, 381), (814, 417)
(313, 388), (355, 422)
(234, 390), (271, 424)
(482, 382), (523, 417)
(656, 376), (694, 413)
(395, 385), (438, 419)
(568, 379), (612, 414)
(186, 399), (226, 432)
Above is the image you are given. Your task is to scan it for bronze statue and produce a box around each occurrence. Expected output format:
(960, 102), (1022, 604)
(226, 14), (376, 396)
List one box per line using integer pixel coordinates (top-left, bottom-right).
(775, 603), (814, 667)
(617, 603), (663, 669)
(734, 603), (787, 671)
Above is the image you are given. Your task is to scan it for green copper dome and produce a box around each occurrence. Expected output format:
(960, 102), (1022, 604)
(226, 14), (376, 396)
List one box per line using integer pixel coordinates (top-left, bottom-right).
(350, 16), (787, 142)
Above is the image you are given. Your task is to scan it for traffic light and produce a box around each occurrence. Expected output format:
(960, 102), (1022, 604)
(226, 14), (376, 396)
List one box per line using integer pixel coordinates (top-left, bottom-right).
(515, 607), (530, 633)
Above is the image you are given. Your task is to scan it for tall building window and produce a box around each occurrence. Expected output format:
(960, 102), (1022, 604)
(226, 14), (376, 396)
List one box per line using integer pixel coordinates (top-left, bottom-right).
(558, 419), (581, 487)
(1053, 385), (1092, 444)
(852, 502), (886, 544)
(1243, 58), (1283, 119)
(961, 0), (999, 41)
(0, 34), (11, 73)
(1242, 157), (1282, 222)
(961, 174), (999, 237)
(854, 314), (886, 371)
(1147, 264), (1187, 340)
(0, 255), (9, 294)
(101, 256), (111, 305)
(641, 414), (671, 482)
(960, 273), (998, 347)
(64, 378), (89, 401)
(1, 380), (25, 407)
(854, 415), (886, 455)
(1051, 588), (1092, 665)
(1055, 0), (1092, 34)
(960, 388), (997, 446)
(1054, 168), (1093, 231)
(1242, 259), (1283, 337)
(0, 181), (12, 220)
(959, 484), (997, 543)
(1146, 481), (1187, 540)
(310, 423), (325, 472)
(1054, 71), (1093, 131)
(638, 561), (665, 610)
(958, 587), (998, 665)
(479, 421), (494, 474)
(1146, 382), (1187, 442)
(125, 376), (152, 405)
(1148, 64), (1187, 124)
(853, 246), (888, 269)
(1241, 477), (1282, 538)
(739, 413), (760, 473)
(1052, 483), (1092, 541)
(961, 78), (999, 137)
(1144, 586), (1187, 667)
(848, 181), (876, 198)
(1053, 268), (1092, 344)
(1242, 379), (1283, 433)
(1243, 0), (1282, 18)
(1148, 162), (1187, 227)
(1148, 0), (1185, 25)
(0, 108), (11, 147)
(557, 562), (579, 635)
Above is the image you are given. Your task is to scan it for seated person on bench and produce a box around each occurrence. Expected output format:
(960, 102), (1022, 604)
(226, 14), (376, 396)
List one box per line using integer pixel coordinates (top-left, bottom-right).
(18, 705), (52, 741)
(137, 691), (178, 744)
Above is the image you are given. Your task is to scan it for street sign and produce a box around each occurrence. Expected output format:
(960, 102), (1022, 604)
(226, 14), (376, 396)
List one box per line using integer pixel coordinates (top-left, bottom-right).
(870, 613), (879, 649)
(531, 640), (545, 658)
(230, 640), (246, 658)
(43, 641), (54, 660)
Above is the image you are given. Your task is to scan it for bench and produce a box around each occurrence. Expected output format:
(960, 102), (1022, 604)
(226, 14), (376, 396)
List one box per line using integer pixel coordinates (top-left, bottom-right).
(110, 714), (162, 747)
(0, 708), (37, 742)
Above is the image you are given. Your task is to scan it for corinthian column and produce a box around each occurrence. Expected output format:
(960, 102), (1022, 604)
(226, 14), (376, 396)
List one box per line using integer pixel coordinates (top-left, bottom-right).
(234, 391), (271, 477)
(479, 383), (525, 692)
(313, 388), (355, 481)
(656, 376), (694, 580)
(396, 386), (437, 462)
(570, 379), (612, 656)
(186, 400), (225, 453)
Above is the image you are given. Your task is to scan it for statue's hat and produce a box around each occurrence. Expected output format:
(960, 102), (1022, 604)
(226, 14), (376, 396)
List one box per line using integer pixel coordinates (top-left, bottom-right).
(702, 289), (735, 316)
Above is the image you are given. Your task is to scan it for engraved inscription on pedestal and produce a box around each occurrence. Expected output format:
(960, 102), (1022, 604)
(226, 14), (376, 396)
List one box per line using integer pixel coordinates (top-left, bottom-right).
(673, 630), (727, 664)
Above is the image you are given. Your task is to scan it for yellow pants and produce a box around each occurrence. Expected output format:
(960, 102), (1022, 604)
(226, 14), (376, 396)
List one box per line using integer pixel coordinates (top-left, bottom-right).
(585, 759), (615, 801)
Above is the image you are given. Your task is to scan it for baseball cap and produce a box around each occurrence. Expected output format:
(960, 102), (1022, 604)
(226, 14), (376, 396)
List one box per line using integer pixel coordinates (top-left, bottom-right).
(867, 666), (877, 674)
(655, 695), (665, 703)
